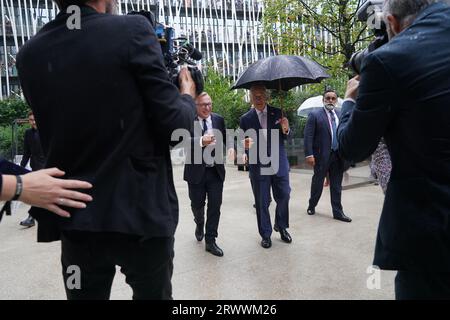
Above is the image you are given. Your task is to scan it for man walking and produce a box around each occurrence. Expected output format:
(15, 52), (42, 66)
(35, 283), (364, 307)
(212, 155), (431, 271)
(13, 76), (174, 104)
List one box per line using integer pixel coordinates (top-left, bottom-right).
(239, 84), (292, 249)
(183, 92), (228, 257)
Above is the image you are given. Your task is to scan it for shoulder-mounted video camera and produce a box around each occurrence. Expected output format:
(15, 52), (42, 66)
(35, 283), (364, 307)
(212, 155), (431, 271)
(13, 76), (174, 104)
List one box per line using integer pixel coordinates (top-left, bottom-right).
(349, 0), (389, 74)
(128, 10), (204, 95)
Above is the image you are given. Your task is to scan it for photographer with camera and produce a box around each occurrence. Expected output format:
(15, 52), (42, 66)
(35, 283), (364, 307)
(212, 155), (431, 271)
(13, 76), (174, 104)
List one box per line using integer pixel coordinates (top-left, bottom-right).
(16, 0), (197, 300)
(338, 0), (450, 299)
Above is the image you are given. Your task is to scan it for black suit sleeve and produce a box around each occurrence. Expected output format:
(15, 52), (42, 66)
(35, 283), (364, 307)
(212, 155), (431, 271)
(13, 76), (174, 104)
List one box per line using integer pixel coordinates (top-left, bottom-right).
(304, 113), (315, 157)
(20, 131), (30, 168)
(127, 16), (196, 139)
(220, 117), (229, 151)
(337, 53), (396, 163)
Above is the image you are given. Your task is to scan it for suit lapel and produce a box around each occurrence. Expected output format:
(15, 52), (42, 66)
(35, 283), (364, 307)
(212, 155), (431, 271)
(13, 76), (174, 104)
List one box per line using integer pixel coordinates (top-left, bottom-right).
(267, 105), (273, 129)
(250, 108), (262, 130)
(320, 108), (332, 137)
(211, 113), (216, 130)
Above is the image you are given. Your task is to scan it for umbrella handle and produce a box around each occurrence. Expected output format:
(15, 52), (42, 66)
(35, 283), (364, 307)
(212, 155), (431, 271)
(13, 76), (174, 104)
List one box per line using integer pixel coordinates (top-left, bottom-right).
(278, 80), (284, 116)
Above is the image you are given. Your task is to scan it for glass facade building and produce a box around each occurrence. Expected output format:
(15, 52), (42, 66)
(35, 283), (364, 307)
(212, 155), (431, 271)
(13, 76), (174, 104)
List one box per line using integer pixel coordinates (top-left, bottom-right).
(0, 0), (273, 99)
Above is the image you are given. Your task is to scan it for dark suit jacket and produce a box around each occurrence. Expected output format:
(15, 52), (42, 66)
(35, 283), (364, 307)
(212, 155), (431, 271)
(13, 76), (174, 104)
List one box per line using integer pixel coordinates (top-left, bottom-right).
(16, 6), (196, 242)
(183, 113), (226, 184)
(337, 2), (450, 271)
(20, 128), (46, 171)
(304, 108), (342, 170)
(0, 158), (30, 175)
(239, 105), (290, 179)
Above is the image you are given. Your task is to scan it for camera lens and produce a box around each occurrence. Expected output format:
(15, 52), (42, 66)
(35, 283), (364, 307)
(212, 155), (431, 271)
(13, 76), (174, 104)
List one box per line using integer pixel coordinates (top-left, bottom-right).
(349, 48), (369, 75)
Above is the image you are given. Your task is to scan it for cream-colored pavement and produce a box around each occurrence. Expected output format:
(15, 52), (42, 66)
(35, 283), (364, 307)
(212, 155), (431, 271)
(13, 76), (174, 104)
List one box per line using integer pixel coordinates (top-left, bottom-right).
(0, 165), (395, 299)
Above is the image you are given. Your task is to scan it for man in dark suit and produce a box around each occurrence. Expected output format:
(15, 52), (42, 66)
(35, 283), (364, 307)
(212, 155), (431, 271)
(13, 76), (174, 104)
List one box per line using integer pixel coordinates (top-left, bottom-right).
(304, 90), (351, 222)
(19, 111), (46, 227)
(183, 92), (229, 257)
(239, 84), (292, 249)
(338, 0), (450, 299)
(16, 0), (197, 300)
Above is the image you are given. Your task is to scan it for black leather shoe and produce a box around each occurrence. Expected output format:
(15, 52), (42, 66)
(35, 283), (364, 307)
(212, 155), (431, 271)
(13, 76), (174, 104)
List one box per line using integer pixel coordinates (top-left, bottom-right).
(261, 238), (272, 249)
(334, 214), (352, 223)
(279, 229), (292, 243)
(274, 226), (292, 243)
(307, 208), (315, 215)
(195, 223), (204, 241)
(20, 216), (35, 228)
(205, 241), (224, 257)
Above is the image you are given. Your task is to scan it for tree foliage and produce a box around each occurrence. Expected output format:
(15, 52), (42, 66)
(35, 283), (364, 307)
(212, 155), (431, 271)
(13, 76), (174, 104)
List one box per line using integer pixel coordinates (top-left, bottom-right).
(203, 67), (249, 129)
(262, 0), (372, 96)
(0, 98), (30, 159)
(0, 97), (30, 127)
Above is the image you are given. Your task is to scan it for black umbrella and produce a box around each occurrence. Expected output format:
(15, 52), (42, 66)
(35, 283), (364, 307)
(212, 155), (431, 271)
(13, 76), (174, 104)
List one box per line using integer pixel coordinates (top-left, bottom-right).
(231, 55), (330, 91)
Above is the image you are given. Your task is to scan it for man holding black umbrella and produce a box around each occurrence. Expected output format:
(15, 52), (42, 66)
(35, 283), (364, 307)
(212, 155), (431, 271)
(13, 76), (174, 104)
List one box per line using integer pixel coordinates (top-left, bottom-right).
(239, 84), (292, 249)
(232, 55), (330, 248)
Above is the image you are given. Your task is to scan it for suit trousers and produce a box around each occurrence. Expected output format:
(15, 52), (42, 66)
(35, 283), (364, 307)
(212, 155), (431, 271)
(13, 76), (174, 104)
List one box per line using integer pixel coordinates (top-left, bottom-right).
(188, 167), (223, 242)
(251, 173), (290, 239)
(395, 271), (450, 300)
(309, 151), (344, 217)
(61, 231), (174, 300)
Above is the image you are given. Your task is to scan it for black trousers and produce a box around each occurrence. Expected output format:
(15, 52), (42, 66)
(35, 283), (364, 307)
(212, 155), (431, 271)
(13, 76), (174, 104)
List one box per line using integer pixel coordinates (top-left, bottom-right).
(395, 271), (450, 300)
(188, 167), (223, 242)
(61, 231), (174, 300)
(309, 151), (344, 217)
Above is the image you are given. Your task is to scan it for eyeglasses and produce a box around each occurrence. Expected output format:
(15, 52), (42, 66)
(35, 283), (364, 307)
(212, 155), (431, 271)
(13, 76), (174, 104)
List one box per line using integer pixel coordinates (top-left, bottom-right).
(324, 96), (337, 101)
(252, 95), (267, 101)
(196, 103), (212, 108)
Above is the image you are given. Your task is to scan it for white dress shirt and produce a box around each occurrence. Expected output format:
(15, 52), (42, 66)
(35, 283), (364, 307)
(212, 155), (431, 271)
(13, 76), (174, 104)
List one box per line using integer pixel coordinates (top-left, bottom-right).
(305, 107), (339, 158)
(198, 115), (213, 147)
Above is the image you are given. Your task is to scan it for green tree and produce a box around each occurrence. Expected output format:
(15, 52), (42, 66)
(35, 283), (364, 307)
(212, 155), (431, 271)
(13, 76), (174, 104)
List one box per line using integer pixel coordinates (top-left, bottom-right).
(0, 124), (29, 159)
(262, 0), (372, 96)
(0, 98), (30, 159)
(0, 97), (30, 126)
(203, 67), (249, 129)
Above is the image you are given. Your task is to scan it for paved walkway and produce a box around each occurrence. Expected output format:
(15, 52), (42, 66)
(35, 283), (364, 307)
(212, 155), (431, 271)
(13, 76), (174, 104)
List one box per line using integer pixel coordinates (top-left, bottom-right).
(0, 165), (395, 299)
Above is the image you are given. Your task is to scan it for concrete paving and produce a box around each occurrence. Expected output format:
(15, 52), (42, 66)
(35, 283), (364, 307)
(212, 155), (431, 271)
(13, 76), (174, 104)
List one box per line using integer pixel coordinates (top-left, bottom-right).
(0, 165), (395, 300)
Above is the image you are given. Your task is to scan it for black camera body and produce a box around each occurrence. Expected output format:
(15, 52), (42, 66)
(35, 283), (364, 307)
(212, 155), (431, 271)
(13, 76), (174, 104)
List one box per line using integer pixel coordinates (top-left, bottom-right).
(349, 0), (389, 74)
(128, 10), (204, 95)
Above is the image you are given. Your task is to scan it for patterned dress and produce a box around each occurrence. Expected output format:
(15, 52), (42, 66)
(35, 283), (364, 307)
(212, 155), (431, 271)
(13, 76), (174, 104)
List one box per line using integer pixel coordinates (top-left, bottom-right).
(370, 139), (392, 194)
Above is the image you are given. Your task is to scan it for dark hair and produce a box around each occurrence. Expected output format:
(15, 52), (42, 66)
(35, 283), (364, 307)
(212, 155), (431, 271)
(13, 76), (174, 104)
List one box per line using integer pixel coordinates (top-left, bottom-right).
(53, 0), (90, 10)
(323, 89), (337, 98)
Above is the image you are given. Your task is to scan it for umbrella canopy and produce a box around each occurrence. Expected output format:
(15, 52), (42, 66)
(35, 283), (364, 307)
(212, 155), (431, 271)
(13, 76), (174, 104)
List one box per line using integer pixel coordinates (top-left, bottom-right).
(297, 95), (343, 117)
(231, 55), (330, 91)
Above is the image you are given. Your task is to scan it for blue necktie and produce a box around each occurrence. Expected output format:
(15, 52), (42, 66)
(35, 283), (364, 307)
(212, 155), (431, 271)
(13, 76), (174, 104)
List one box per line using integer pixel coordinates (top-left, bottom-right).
(330, 110), (338, 151)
